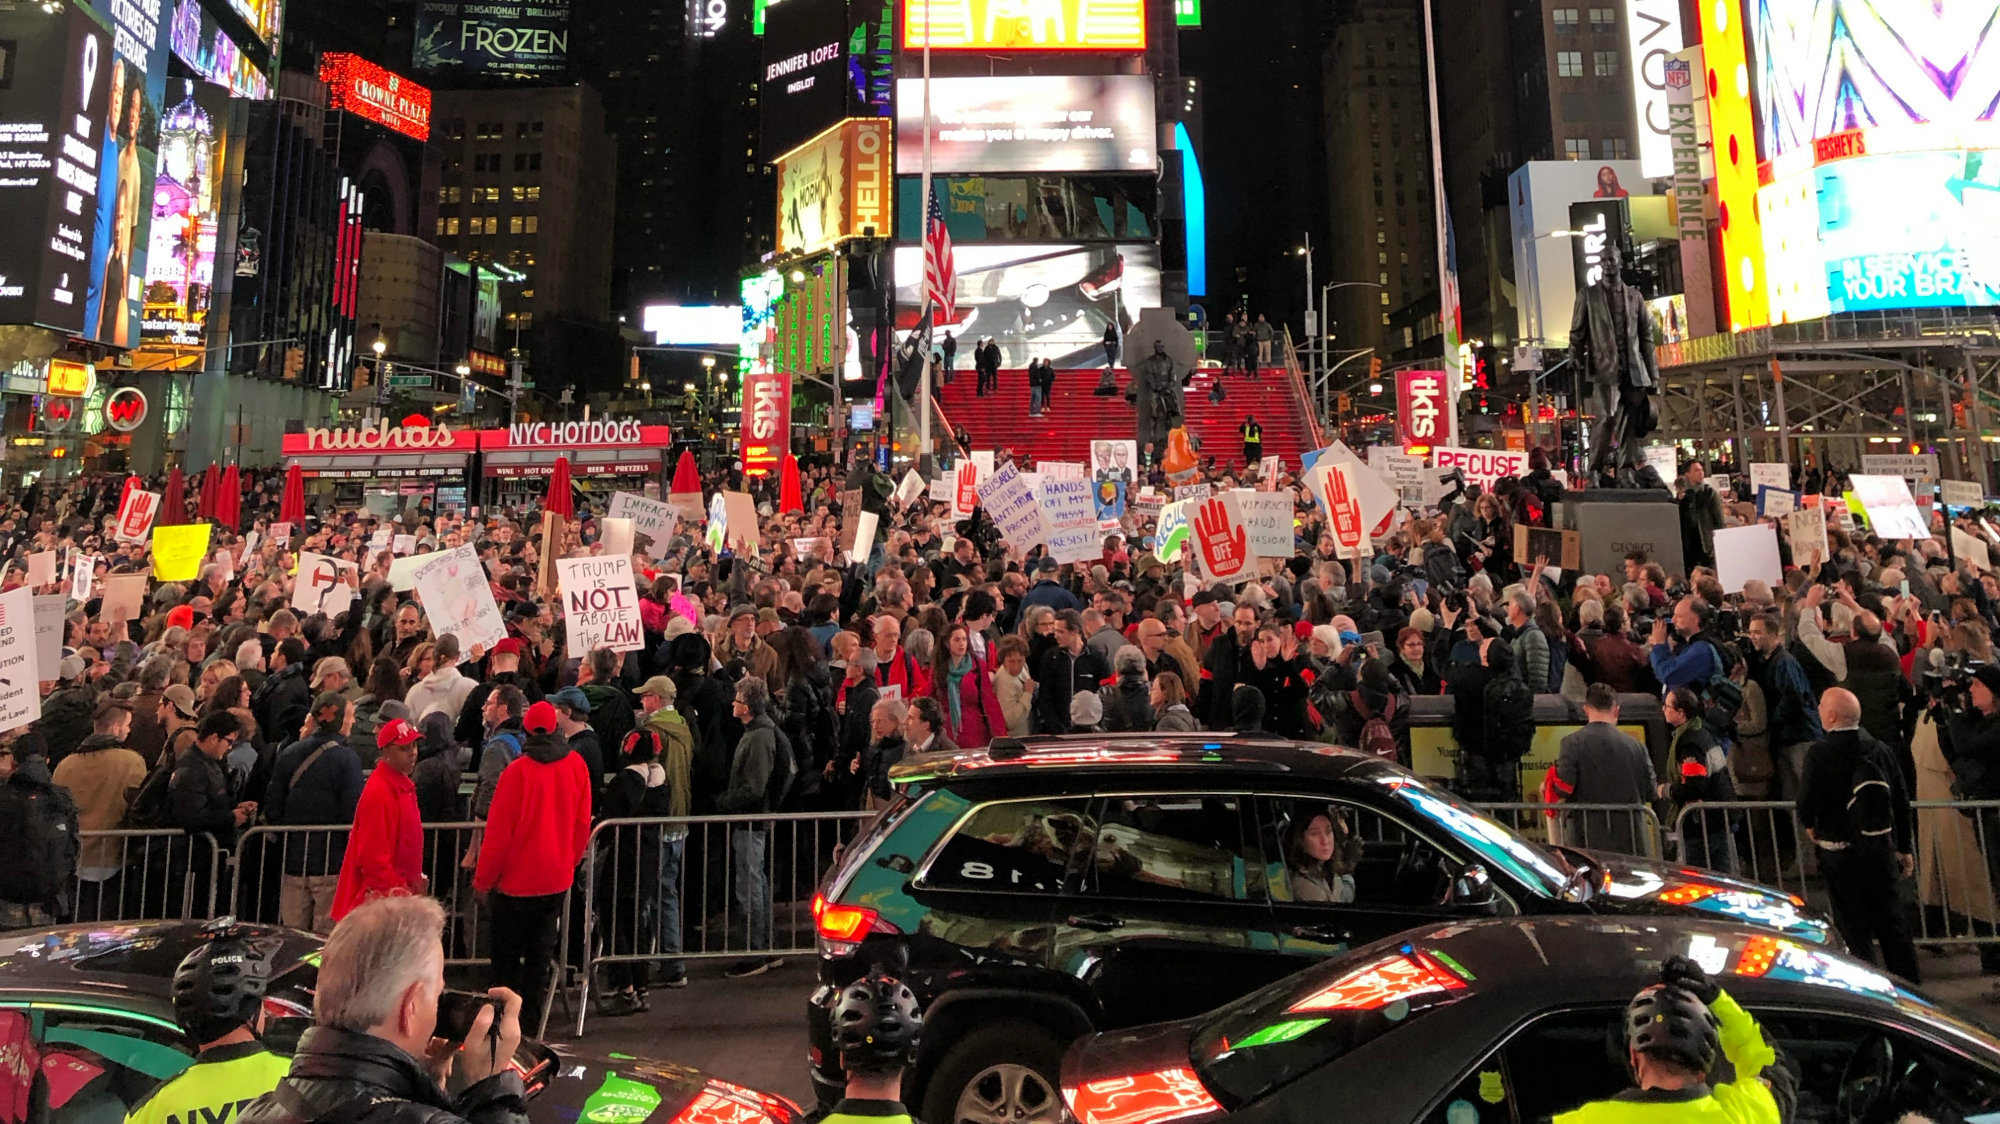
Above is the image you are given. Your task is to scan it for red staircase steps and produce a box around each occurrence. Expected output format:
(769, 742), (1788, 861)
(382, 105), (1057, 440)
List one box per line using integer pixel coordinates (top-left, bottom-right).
(935, 367), (1318, 469)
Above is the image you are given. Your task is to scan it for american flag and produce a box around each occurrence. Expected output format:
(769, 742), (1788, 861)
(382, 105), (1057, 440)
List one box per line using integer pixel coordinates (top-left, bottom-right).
(923, 189), (956, 324)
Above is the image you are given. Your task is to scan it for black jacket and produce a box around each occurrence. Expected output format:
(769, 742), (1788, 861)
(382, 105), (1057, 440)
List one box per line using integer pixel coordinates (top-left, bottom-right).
(41, 683), (98, 766)
(1194, 632), (1254, 731)
(252, 664), (312, 747)
(453, 671), (545, 749)
(859, 734), (908, 802)
(1034, 646), (1107, 734)
(263, 731), (366, 875)
(1798, 727), (1913, 852)
(1097, 674), (1155, 733)
(1944, 708), (2000, 801)
(168, 747), (239, 846)
(239, 1026), (527, 1124)
(834, 675), (880, 777)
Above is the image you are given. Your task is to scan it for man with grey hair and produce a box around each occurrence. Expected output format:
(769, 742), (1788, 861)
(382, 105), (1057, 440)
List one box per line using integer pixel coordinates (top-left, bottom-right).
(721, 676), (784, 979)
(1505, 591), (1548, 692)
(235, 638), (268, 692)
(239, 896), (527, 1124)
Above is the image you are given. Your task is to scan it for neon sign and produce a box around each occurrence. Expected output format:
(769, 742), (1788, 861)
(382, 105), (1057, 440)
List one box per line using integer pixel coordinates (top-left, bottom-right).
(318, 53), (432, 142)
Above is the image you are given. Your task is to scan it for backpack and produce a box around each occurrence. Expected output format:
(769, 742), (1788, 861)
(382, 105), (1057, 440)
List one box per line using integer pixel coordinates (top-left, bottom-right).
(1483, 675), (1536, 763)
(0, 779), (79, 914)
(1350, 690), (1399, 762)
(766, 726), (799, 810)
(123, 758), (178, 829)
(1847, 740), (1902, 842)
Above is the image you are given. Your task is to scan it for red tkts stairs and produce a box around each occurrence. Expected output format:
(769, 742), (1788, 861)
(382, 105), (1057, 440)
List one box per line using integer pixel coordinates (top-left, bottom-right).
(934, 367), (1320, 470)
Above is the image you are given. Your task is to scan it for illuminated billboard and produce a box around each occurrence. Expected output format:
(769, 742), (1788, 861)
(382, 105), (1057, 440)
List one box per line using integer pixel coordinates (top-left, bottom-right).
(142, 79), (229, 347)
(1698, 0), (1766, 330)
(1817, 149), (2000, 312)
(169, 0), (272, 97)
(892, 242), (1160, 368)
(77, 0), (175, 349)
(895, 76), (1156, 175)
(643, 304), (743, 345)
(414, 0), (571, 77)
(319, 53), (434, 142)
(776, 119), (892, 256)
(1624, 0), (1685, 176)
(762, 0), (850, 159)
(903, 0), (1145, 50)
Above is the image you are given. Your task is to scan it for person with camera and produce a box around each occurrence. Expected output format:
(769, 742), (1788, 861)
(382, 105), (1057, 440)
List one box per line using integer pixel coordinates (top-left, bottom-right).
(240, 896), (527, 1124)
(124, 925), (291, 1124)
(822, 966), (925, 1124)
(1943, 665), (2000, 933)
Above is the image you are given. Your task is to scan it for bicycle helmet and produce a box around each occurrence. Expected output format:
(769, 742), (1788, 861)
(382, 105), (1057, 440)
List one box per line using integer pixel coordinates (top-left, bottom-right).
(171, 924), (278, 1044)
(830, 971), (923, 1074)
(1625, 983), (1721, 1074)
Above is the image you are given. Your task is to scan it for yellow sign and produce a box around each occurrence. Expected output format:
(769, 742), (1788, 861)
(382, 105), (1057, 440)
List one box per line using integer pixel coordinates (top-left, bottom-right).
(152, 524), (214, 582)
(904, 0), (1146, 49)
(46, 359), (94, 398)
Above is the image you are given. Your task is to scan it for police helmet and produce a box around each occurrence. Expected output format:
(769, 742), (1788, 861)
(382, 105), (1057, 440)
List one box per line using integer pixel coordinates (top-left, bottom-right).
(171, 925), (277, 1044)
(1625, 983), (1720, 1074)
(830, 971), (923, 1073)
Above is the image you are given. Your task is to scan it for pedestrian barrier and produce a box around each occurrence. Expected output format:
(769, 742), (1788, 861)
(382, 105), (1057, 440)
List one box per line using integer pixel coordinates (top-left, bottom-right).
(229, 822), (490, 963)
(69, 830), (224, 923)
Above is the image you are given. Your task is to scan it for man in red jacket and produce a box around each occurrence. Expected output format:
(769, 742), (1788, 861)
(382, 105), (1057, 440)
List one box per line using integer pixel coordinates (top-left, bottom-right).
(473, 699), (592, 1034)
(330, 718), (427, 923)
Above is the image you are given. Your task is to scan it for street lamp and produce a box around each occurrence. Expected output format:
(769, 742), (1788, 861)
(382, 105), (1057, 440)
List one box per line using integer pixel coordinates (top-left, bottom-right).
(455, 363), (470, 376)
(641, 380), (653, 408)
(371, 338), (386, 357)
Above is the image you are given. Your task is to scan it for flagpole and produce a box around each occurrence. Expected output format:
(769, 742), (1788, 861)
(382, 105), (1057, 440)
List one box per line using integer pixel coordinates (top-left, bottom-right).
(916, 0), (934, 474)
(1419, 0), (1461, 448)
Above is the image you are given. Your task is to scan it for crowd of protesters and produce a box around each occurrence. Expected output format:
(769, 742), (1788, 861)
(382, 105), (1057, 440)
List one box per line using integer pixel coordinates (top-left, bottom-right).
(0, 441), (1996, 999)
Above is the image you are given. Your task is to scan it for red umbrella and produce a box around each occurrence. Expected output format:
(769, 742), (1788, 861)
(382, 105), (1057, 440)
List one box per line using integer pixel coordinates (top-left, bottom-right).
(280, 462), (306, 526)
(779, 454), (803, 514)
(159, 467), (185, 527)
(219, 464), (242, 531)
(546, 455), (575, 519)
(198, 466), (218, 521)
(671, 449), (700, 496)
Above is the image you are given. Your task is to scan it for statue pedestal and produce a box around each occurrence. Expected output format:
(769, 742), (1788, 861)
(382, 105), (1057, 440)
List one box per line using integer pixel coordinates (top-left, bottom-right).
(1555, 490), (1684, 578)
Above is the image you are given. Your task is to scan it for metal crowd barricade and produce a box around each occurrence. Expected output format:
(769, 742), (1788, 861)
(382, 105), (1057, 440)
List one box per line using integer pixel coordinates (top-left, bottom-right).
(575, 810), (875, 1037)
(69, 830), (225, 922)
(1473, 802), (1666, 860)
(1910, 799), (2000, 949)
(1671, 802), (1812, 896)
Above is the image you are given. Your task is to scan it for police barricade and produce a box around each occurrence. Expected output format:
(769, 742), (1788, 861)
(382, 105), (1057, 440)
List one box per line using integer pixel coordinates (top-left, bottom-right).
(1473, 802), (1665, 860)
(70, 830), (225, 922)
(1671, 801), (1811, 894)
(575, 810), (875, 1037)
(1910, 798), (2000, 949)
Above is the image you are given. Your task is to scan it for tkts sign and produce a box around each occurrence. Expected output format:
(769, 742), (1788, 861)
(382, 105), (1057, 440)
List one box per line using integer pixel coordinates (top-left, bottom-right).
(740, 370), (791, 477)
(1397, 369), (1448, 453)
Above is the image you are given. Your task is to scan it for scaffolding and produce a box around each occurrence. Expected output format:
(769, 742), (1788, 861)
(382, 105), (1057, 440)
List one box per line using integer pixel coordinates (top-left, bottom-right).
(1648, 308), (2000, 488)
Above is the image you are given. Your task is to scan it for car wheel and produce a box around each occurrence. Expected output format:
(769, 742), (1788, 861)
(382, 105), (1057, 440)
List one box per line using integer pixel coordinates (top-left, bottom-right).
(922, 1021), (1067, 1124)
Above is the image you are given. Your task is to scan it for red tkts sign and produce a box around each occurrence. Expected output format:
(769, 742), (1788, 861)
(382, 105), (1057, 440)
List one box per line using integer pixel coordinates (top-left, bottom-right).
(1396, 369), (1448, 453)
(740, 370), (791, 477)
(319, 53), (432, 142)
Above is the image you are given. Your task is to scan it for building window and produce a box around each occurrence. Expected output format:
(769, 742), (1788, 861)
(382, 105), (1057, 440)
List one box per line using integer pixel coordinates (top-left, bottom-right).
(523, 185), (540, 202)
(1378, 251), (1388, 264)
(476, 122), (503, 140)
(1382, 312), (1391, 325)
(1564, 138), (1590, 159)
(1380, 292), (1390, 305)
(438, 186), (461, 204)
(1400, 251), (1409, 264)
(1557, 51), (1583, 77)
(445, 119), (466, 140)
(1589, 7), (1614, 30)
(1593, 50), (1619, 76)
(475, 186), (498, 202)
(1602, 137), (1630, 158)
(514, 153), (541, 172)
(509, 215), (525, 234)
(524, 214), (538, 234)
(436, 216), (460, 235)
(515, 121), (544, 138)
(1379, 271), (1390, 285)
(1377, 231), (1387, 244)
(1553, 8), (1578, 31)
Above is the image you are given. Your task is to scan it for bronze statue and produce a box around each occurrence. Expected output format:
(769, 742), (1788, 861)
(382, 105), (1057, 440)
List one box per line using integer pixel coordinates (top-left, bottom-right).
(1569, 241), (1661, 486)
(1127, 340), (1184, 453)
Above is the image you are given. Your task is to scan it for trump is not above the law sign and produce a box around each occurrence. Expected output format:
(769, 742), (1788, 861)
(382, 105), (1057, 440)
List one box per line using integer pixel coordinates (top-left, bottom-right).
(557, 555), (645, 658)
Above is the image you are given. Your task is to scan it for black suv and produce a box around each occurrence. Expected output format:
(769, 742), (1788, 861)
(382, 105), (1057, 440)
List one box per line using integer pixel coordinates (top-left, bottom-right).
(805, 734), (1831, 1124)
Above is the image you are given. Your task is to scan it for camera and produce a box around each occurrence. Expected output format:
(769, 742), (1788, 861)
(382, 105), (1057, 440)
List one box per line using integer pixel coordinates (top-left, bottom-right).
(1922, 650), (1985, 716)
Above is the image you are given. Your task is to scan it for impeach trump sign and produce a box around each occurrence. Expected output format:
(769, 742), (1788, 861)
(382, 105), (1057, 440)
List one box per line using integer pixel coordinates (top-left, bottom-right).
(556, 555), (645, 658)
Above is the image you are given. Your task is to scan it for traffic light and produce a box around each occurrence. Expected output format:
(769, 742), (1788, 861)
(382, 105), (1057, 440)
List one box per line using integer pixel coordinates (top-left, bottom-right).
(629, 354), (640, 382)
(352, 364), (371, 391)
(282, 347), (305, 380)
(1368, 355), (1383, 381)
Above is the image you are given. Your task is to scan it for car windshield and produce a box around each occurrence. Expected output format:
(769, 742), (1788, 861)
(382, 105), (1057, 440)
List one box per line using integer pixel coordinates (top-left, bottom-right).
(1375, 774), (1578, 900)
(1190, 946), (1474, 1106)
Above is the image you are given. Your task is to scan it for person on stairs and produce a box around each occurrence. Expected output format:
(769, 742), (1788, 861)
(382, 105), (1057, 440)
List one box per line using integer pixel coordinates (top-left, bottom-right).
(1241, 415), (1263, 471)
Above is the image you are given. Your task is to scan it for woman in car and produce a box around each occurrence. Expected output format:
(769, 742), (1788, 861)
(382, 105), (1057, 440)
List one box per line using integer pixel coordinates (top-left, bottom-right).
(1286, 809), (1363, 903)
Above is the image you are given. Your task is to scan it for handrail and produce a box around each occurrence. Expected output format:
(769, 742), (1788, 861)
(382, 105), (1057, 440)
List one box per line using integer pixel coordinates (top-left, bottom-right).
(1279, 326), (1329, 450)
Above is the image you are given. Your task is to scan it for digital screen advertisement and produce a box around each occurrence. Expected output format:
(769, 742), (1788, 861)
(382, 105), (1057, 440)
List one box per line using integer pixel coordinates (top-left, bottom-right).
(776, 118), (891, 256)
(414, 0), (571, 78)
(142, 78), (229, 346)
(0, 6), (116, 336)
(895, 76), (1155, 175)
(894, 174), (1156, 243)
(1816, 147), (2000, 313)
(83, 0), (174, 349)
(320, 53), (433, 141)
(902, 0), (1145, 50)
(168, 0), (271, 98)
(892, 241), (1160, 368)
(760, 0), (851, 159)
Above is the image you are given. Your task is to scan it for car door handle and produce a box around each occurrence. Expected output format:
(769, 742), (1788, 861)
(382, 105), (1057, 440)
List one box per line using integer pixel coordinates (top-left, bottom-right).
(1287, 924), (1353, 944)
(1066, 913), (1125, 932)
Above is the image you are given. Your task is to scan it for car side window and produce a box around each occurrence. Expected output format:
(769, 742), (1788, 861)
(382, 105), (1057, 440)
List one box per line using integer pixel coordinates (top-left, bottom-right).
(1260, 796), (1454, 908)
(1419, 1054), (1517, 1124)
(1498, 1004), (1632, 1122)
(918, 798), (1097, 893)
(1752, 1011), (2000, 1124)
(1077, 796), (1264, 902)
(31, 1006), (194, 1124)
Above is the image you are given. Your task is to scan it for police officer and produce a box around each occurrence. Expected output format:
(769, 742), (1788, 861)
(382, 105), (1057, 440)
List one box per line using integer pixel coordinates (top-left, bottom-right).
(821, 969), (924, 1124)
(1557, 955), (1794, 1124)
(125, 925), (291, 1124)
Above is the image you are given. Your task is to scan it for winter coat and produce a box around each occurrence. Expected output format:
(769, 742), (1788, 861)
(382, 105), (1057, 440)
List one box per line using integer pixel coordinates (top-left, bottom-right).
(472, 730), (591, 898)
(934, 656), (1007, 748)
(168, 747), (240, 846)
(716, 713), (780, 815)
(238, 1025), (527, 1124)
(600, 761), (671, 892)
(40, 683), (98, 766)
(1035, 645), (1108, 734)
(453, 670), (544, 748)
(1098, 673), (1156, 733)
(994, 665), (1034, 736)
(859, 734), (908, 802)
(251, 663), (312, 747)
(1154, 703), (1198, 732)
(263, 731), (367, 875)
(411, 715), (463, 824)
(834, 674), (880, 777)
(331, 762), (423, 921)
(51, 734), (148, 869)
(403, 666), (475, 725)
(469, 721), (526, 820)
(580, 682), (637, 757)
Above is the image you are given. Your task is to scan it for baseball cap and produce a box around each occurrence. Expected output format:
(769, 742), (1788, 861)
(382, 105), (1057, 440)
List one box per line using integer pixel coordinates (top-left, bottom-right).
(1190, 589), (1219, 607)
(1037, 557), (1059, 574)
(57, 655), (86, 682)
(637, 675), (678, 703)
(523, 700), (561, 734)
(309, 691), (348, 717)
(375, 717), (422, 750)
(551, 686), (592, 714)
(310, 657), (351, 689)
(165, 604), (196, 630)
(162, 684), (199, 719)
(757, 607), (781, 626)
(492, 637), (525, 657)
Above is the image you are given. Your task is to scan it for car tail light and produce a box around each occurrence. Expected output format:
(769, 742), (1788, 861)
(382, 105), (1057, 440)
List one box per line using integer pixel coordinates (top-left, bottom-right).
(1062, 1067), (1221, 1124)
(812, 893), (899, 952)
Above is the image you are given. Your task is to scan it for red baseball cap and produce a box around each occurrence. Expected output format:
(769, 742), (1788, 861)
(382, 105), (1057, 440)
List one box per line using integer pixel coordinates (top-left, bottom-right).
(166, 605), (196, 630)
(492, 637), (525, 657)
(375, 718), (422, 750)
(523, 700), (561, 734)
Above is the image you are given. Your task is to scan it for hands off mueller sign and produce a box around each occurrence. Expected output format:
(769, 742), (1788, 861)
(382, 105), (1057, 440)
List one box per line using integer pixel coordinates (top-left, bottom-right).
(1396, 369), (1448, 452)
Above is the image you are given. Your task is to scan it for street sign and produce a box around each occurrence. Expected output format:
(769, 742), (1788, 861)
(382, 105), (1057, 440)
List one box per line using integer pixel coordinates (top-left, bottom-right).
(386, 372), (433, 389)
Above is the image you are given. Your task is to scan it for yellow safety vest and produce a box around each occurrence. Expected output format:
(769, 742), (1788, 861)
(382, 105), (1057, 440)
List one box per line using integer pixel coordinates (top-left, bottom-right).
(822, 1097), (919, 1124)
(1555, 992), (1781, 1124)
(123, 1043), (290, 1124)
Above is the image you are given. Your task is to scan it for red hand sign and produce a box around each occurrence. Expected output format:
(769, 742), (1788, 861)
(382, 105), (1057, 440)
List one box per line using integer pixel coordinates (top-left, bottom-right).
(955, 462), (979, 514)
(1192, 497), (1248, 579)
(1329, 465), (1363, 551)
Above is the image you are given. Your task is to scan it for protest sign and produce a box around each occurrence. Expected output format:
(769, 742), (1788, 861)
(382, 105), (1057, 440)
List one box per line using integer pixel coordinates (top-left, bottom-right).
(1641, 445), (1678, 484)
(269, 522), (294, 545)
(557, 555), (645, 657)
(114, 490), (160, 542)
(392, 534), (416, 555)
(387, 554), (427, 592)
(793, 537), (831, 561)
(68, 553), (93, 604)
(1714, 523), (1783, 594)
(837, 489), (867, 554)
(1861, 453), (1938, 486)
(978, 464), (1048, 552)
(1429, 446), (1528, 490)
(1226, 490), (1292, 557)
(1320, 463), (1368, 560)
(930, 478), (956, 505)
(705, 492), (729, 552)
(1039, 476), (1100, 564)
(1513, 525), (1582, 571)
(0, 588), (41, 733)
(667, 485), (707, 523)
(1258, 455), (1283, 484)
(1788, 506), (1830, 570)
(1953, 528), (1992, 572)
(1369, 447), (1427, 506)
(32, 593), (64, 683)
(25, 552), (55, 588)
(1755, 487), (1798, 519)
(293, 552), (359, 617)
(99, 574), (147, 622)
(951, 459), (982, 519)
(1040, 461), (1087, 480)
(895, 470), (926, 506)
(606, 492), (679, 558)
(1173, 482), (1212, 503)
(412, 547), (507, 652)
(1155, 500), (1192, 564)
(599, 517), (635, 560)
(1189, 494), (1253, 582)
(1303, 442), (1396, 535)
(1942, 480), (1984, 509)
(152, 525), (212, 582)
(848, 512), (879, 565)
(1850, 474), (1932, 539)
(1749, 463), (1789, 495)
(721, 492), (760, 552)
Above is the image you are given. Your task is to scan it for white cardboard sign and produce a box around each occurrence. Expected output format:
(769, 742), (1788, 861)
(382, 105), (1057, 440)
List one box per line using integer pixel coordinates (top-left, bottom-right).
(557, 555), (645, 657)
(1714, 522), (1782, 594)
